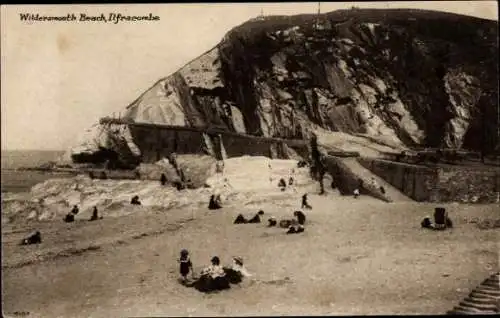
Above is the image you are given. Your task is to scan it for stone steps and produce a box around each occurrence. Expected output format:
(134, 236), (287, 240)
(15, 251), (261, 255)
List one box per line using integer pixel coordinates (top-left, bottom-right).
(459, 299), (498, 311)
(448, 273), (500, 315)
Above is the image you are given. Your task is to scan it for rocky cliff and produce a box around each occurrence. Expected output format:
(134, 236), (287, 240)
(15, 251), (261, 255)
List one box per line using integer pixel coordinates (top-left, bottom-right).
(69, 8), (499, 165)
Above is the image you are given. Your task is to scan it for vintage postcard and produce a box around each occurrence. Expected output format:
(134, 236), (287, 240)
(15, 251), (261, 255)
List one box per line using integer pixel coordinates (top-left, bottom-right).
(1, 2), (498, 317)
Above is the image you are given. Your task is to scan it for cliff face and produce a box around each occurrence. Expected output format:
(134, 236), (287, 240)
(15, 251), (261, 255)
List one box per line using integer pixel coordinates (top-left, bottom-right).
(70, 9), (499, 163)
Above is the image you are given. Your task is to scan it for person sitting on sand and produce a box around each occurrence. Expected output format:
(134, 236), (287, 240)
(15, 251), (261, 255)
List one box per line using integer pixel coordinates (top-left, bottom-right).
(20, 231), (42, 245)
(421, 214), (453, 231)
(301, 194), (312, 209)
(223, 256), (252, 284)
(234, 214), (248, 224)
(201, 256), (226, 279)
(288, 177), (294, 186)
(248, 210), (264, 223)
(199, 256), (230, 291)
(179, 249), (194, 283)
(131, 195), (141, 205)
(278, 178), (287, 191)
(268, 217), (277, 227)
(208, 194), (222, 210)
(231, 257), (251, 277)
(421, 216), (434, 229)
(71, 205), (79, 215)
(294, 210), (306, 225)
(286, 224), (305, 234)
(194, 256), (228, 292)
(89, 206), (102, 221)
(64, 213), (75, 223)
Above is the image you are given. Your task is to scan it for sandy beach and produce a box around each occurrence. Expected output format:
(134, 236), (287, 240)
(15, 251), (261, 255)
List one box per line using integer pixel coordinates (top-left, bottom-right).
(2, 158), (498, 317)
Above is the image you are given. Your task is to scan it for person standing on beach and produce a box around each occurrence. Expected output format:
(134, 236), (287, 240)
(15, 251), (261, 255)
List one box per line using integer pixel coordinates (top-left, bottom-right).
(71, 205), (79, 215)
(353, 188), (360, 198)
(179, 249), (193, 283)
(301, 193), (312, 209)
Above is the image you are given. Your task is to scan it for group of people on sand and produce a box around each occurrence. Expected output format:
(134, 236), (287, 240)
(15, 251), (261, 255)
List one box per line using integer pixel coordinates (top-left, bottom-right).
(277, 176), (296, 192)
(22, 194), (144, 245)
(63, 205), (102, 223)
(233, 199), (308, 235)
(178, 249), (251, 293)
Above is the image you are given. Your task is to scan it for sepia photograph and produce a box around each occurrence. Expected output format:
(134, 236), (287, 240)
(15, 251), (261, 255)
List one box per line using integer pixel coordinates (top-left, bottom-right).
(1, 1), (499, 316)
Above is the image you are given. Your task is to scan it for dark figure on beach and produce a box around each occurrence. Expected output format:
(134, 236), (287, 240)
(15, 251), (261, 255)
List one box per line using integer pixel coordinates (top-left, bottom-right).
(434, 207), (449, 230)
(131, 195), (141, 205)
(64, 213), (75, 223)
(20, 231), (42, 245)
(194, 256), (230, 292)
(379, 186), (386, 194)
(223, 258), (244, 284)
(278, 178), (287, 191)
(160, 173), (167, 186)
(288, 177), (294, 186)
(223, 257), (251, 285)
(294, 210), (306, 225)
(421, 217), (433, 229)
(89, 206), (102, 221)
(234, 214), (248, 224)
(268, 217), (277, 227)
(208, 194), (222, 210)
(248, 210), (265, 223)
(421, 209), (453, 231)
(301, 194), (312, 210)
(71, 205), (79, 215)
(287, 224), (305, 234)
(179, 249), (193, 283)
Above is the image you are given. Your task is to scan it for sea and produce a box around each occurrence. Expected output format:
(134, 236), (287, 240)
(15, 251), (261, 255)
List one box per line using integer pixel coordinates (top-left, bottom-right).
(1, 150), (69, 193)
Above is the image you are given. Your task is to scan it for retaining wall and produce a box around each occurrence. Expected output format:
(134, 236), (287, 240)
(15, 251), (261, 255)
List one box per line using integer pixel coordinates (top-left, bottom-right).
(358, 158), (500, 203)
(127, 122), (308, 163)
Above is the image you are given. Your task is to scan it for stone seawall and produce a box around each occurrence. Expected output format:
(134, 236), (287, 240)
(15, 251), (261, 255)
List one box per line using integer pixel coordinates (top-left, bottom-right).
(433, 166), (500, 203)
(125, 122), (308, 163)
(358, 158), (500, 203)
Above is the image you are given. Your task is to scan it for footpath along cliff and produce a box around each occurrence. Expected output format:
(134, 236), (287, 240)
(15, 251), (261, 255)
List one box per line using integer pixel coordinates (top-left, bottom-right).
(66, 8), (499, 167)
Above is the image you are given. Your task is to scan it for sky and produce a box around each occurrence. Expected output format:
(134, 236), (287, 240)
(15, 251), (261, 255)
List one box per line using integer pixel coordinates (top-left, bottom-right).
(1, 2), (498, 151)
